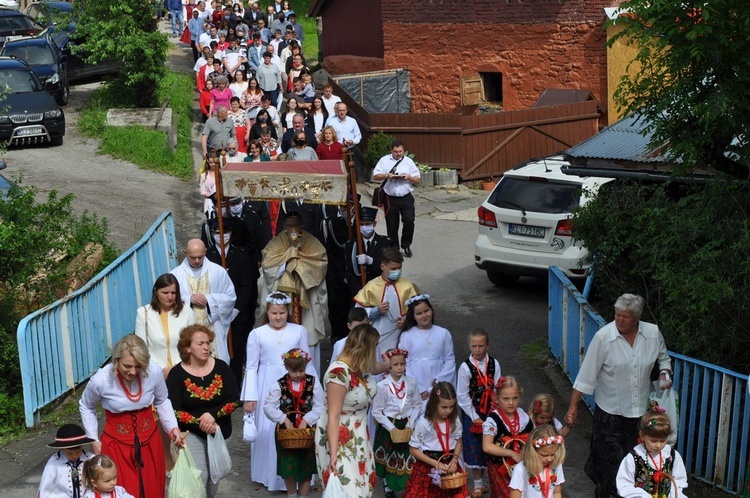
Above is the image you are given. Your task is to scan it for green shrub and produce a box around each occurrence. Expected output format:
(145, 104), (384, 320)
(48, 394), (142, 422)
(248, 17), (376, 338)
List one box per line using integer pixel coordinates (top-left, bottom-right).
(364, 131), (397, 167)
(572, 179), (750, 372)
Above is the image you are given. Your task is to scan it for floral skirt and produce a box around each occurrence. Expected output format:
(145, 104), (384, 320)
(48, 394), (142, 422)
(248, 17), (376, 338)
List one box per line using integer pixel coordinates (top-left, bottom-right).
(275, 432), (317, 482)
(403, 450), (468, 498)
(487, 460), (511, 498)
(374, 418), (414, 491)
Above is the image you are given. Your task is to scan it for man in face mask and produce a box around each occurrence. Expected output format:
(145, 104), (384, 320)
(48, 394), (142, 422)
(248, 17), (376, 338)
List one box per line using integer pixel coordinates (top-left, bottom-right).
(205, 218), (256, 383)
(352, 246), (421, 357)
(345, 206), (396, 295)
(170, 239), (237, 364)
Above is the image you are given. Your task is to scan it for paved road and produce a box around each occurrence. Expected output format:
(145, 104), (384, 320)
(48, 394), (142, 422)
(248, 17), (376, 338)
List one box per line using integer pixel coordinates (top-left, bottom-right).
(0, 34), (596, 498)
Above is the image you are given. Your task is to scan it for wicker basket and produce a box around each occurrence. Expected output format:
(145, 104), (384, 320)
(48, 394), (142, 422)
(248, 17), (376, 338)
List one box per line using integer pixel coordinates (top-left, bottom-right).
(390, 420), (413, 444)
(436, 453), (468, 490)
(276, 411), (315, 449)
(500, 437), (527, 475)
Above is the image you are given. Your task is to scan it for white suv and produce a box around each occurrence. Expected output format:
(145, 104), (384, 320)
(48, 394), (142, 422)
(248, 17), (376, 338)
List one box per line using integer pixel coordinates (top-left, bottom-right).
(474, 155), (613, 286)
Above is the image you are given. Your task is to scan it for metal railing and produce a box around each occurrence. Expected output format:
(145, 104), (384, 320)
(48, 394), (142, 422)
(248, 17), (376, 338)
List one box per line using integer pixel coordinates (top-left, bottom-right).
(16, 212), (178, 427)
(548, 266), (749, 495)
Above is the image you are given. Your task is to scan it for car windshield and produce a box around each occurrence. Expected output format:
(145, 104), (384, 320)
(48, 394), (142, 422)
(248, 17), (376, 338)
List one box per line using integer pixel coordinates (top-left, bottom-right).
(0, 68), (42, 92)
(0, 16), (33, 31)
(488, 177), (581, 214)
(3, 44), (54, 65)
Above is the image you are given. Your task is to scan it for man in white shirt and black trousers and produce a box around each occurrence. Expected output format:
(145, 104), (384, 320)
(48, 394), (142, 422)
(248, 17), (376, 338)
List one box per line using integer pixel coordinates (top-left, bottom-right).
(372, 140), (421, 257)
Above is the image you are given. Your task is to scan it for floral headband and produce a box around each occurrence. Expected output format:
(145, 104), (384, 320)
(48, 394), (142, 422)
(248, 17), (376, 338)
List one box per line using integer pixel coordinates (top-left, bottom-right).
(495, 376), (508, 389)
(384, 348), (409, 359)
(405, 293), (430, 307)
(281, 348), (311, 362)
(266, 293), (292, 305)
(533, 435), (564, 448)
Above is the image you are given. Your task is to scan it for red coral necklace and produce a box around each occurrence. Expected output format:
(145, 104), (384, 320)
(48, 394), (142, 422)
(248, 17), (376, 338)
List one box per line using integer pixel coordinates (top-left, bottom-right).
(390, 379), (406, 399)
(116, 373), (142, 403)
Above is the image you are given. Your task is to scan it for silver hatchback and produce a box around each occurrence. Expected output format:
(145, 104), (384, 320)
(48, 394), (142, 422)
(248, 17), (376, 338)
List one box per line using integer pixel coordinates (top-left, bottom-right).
(474, 155), (613, 286)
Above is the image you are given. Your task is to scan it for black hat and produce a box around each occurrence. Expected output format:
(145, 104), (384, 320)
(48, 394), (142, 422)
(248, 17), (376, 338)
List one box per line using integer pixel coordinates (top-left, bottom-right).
(47, 424), (95, 449)
(208, 217), (233, 232)
(360, 206), (378, 222)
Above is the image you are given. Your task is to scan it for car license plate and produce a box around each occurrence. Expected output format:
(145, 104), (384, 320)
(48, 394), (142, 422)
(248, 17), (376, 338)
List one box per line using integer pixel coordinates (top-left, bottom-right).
(508, 224), (545, 238)
(16, 127), (44, 136)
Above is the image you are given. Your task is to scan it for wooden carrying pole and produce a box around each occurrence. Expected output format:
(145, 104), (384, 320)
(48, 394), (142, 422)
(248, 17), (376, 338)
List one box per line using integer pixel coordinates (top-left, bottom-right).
(212, 148), (232, 359)
(345, 150), (367, 287)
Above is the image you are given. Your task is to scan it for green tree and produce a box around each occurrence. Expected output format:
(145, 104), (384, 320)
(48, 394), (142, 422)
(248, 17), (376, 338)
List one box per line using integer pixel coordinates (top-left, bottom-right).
(610, 0), (750, 178)
(72, 0), (169, 107)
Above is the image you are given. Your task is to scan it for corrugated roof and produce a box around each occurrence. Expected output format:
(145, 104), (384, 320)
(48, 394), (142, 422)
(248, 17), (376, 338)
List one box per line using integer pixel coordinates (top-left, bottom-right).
(565, 113), (676, 164)
(533, 88), (596, 108)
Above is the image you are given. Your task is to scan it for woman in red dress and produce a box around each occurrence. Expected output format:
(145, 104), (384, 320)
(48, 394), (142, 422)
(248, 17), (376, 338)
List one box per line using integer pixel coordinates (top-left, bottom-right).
(316, 126), (344, 161)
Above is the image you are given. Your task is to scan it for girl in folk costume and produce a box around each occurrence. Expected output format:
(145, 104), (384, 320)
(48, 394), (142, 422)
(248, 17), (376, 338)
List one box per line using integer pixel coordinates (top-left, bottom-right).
(263, 348), (324, 498)
(81, 455), (134, 498)
(527, 394), (570, 438)
(508, 426), (566, 498)
(482, 376), (534, 498)
(457, 328), (503, 498)
(242, 293), (317, 492)
(398, 294), (456, 402)
(373, 348), (423, 498)
(616, 411), (688, 498)
(403, 382), (469, 498)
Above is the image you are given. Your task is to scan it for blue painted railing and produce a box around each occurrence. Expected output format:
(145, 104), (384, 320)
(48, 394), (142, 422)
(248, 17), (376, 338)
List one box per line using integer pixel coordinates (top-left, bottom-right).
(17, 212), (178, 427)
(548, 266), (749, 495)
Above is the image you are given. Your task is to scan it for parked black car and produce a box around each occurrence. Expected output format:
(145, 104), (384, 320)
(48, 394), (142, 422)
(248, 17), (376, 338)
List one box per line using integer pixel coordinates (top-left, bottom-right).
(24, 0), (119, 81)
(0, 33), (69, 105)
(0, 7), (44, 48)
(0, 56), (65, 146)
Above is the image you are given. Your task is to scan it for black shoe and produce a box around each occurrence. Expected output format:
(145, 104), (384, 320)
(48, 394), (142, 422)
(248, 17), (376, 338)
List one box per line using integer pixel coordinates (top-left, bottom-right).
(403, 247), (412, 257)
(385, 490), (395, 498)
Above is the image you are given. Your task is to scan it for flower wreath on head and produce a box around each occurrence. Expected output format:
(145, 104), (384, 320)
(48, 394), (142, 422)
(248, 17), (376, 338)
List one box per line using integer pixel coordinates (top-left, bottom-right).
(533, 435), (564, 448)
(266, 292), (292, 305)
(384, 348), (409, 359)
(495, 376), (508, 390)
(281, 348), (312, 362)
(405, 293), (430, 307)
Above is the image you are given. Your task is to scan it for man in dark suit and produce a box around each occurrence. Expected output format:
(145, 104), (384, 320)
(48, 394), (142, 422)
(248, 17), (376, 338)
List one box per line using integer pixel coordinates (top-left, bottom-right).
(243, 1), (265, 24)
(345, 206), (395, 295)
(205, 218), (255, 383)
(280, 113), (318, 152)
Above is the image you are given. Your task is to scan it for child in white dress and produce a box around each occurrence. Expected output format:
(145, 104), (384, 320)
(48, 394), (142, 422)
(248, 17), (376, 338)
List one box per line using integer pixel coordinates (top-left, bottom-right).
(241, 292), (317, 491)
(509, 425), (566, 498)
(81, 455), (134, 498)
(527, 394), (570, 438)
(397, 294), (456, 402)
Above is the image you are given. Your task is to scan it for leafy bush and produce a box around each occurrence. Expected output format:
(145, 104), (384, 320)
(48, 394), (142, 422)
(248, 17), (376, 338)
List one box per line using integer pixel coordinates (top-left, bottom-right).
(364, 131), (397, 167)
(572, 179), (750, 372)
(0, 182), (117, 433)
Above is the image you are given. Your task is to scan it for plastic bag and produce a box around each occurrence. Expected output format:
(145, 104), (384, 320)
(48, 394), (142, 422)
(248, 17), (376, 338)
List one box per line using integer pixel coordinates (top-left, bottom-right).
(243, 413), (257, 443)
(207, 426), (232, 484)
(168, 445), (206, 498)
(322, 474), (347, 498)
(649, 382), (679, 445)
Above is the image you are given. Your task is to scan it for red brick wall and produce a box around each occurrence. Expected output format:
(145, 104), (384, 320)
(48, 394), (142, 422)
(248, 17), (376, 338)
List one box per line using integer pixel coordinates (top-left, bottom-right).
(383, 21), (608, 112)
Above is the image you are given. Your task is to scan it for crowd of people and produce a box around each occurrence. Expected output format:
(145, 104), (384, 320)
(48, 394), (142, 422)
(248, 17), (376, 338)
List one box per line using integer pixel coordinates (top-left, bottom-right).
(33, 2), (699, 498)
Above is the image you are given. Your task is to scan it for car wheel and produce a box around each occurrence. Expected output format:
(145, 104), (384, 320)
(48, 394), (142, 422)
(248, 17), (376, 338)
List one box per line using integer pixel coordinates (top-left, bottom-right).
(487, 271), (520, 287)
(51, 135), (63, 146)
(57, 84), (69, 106)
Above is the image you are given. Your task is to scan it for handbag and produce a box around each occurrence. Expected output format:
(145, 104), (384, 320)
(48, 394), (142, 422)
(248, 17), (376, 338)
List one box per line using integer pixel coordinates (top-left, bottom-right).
(168, 446), (206, 498)
(372, 157), (404, 208)
(242, 413), (257, 443)
(180, 27), (192, 45)
(206, 426), (232, 483)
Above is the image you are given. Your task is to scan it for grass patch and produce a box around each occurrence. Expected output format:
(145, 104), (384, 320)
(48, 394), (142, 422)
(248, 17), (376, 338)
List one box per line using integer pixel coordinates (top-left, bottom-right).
(78, 71), (195, 180)
(293, 0), (319, 63)
(521, 339), (551, 367)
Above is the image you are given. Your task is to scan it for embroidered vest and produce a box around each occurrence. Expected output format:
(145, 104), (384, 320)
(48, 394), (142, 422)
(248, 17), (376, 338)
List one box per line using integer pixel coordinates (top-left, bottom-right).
(632, 447), (676, 496)
(485, 411), (533, 464)
(278, 374), (315, 423)
(464, 357), (496, 419)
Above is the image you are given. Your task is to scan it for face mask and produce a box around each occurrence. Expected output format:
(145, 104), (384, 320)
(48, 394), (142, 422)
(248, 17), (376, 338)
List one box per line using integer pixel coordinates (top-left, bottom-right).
(388, 269), (401, 281)
(258, 116), (267, 122)
(294, 138), (306, 146)
(212, 233), (231, 246)
(360, 225), (374, 237)
(230, 204), (243, 216)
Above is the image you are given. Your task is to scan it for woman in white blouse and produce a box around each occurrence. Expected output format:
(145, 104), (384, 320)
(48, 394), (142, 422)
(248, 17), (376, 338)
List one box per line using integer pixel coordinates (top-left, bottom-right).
(135, 273), (196, 379)
(79, 335), (183, 498)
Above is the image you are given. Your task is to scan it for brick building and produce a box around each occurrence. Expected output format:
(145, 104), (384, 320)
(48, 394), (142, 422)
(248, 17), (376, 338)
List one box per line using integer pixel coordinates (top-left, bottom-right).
(311, 0), (620, 114)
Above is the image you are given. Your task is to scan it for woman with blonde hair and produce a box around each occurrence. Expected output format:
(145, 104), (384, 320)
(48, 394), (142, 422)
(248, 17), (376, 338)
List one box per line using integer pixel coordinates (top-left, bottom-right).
(316, 125), (343, 161)
(316, 323), (380, 498)
(79, 335), (182, 498)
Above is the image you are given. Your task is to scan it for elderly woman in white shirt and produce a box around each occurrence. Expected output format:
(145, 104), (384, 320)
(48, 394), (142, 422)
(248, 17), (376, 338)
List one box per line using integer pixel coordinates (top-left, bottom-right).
(564, 293), (672, 498)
